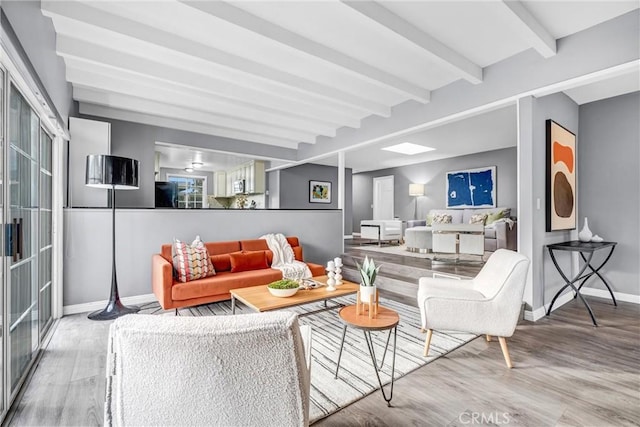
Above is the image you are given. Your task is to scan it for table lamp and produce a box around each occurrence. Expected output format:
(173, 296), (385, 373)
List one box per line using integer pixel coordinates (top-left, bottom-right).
(86, 154), (140, 320)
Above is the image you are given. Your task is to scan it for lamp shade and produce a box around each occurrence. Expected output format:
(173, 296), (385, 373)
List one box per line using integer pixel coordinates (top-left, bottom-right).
(409, 183), (425, 197)
(86, 155), (139, 189)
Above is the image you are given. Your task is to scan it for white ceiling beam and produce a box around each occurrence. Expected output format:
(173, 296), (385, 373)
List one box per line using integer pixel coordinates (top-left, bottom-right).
(500, 1), (557, 58)
(56, 35), (363, 128)
(65, 63), (334, 138)
(342, 1), (483, 84)
(79, 102), (298, 149)
(78, 103), (301, 150)
(41, 1), (392, 117)
(74, 87), (318, 144)
(180, 1), (430, 103)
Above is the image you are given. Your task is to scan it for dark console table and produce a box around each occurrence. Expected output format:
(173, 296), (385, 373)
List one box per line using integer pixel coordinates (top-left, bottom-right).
(546, 240), (617, 326)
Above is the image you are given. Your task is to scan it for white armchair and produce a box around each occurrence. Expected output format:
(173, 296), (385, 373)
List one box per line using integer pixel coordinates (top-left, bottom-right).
(417, 249), (530, 368)
(360, 219), (402, 245)
(105, 312), (311, 426)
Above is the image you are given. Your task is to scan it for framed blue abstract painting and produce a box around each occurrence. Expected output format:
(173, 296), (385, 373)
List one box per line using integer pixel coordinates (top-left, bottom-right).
(446, 166), (496, 208)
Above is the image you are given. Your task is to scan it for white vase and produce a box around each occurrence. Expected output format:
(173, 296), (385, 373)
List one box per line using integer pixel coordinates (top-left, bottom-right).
(360, 285), (377, 302)
(578, 217), (593, 242)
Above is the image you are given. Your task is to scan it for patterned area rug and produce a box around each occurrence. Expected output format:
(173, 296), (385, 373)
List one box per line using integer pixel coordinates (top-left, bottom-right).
(140, 296), (476, 424)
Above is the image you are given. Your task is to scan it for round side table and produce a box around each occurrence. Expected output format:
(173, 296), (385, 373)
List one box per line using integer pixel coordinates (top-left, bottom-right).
(334, 305), (399, 406)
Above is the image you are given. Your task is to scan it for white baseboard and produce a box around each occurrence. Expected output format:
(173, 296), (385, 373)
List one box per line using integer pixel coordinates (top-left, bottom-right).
(524, 291), (575, 321)
(524, 287), (639, 322)
(580, 287), (640, 304)
(63, 293), (157, 316)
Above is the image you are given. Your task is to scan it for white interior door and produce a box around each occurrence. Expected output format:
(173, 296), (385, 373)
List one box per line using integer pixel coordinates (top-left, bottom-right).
(373, 176), (394, 219)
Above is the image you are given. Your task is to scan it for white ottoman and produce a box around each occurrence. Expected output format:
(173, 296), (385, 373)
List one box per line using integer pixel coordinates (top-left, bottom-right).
(404, 227), (432, 253)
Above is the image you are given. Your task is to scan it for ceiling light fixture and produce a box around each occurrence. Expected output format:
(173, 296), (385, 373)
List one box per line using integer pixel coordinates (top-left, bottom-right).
(382, 142), (435, 155)
(192, 161), (203, 168)
(184, 167), (194, 172)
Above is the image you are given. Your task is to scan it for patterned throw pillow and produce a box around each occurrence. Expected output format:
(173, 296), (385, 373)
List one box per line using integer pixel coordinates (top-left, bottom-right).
(469, 213), (488, 225)
(432, 213), (452, 224)
(172, 236), (216, 283)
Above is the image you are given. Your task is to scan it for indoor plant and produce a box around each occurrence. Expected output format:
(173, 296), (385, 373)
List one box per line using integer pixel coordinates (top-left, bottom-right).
(267, 279), (300, 297)
(355, 256), (380, 300)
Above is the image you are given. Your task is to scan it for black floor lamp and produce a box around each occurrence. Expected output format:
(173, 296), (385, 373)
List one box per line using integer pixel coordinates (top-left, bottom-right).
(86, 154), (140, 320)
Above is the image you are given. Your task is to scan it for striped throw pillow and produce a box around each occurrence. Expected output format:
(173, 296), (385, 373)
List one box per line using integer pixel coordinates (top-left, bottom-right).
(172, 236), (216, 283)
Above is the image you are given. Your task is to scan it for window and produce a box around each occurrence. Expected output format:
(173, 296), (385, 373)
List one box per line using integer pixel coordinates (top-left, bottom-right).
(167, 174), (207, 209)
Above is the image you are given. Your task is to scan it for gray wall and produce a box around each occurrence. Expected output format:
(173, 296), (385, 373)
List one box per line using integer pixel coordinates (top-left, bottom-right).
(63, 208), (343, 306)
(352, 147), (517, 232)
(79, 115), (297, 208)
(1, 0), (75, 123)
(578, 92), (639, 297)
(279, 163), (353, 235)
(530, 93), (580, 310)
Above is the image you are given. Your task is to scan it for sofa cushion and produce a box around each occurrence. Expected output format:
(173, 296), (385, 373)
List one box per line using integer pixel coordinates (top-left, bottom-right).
(240, 239), (269, 251)
(206, 241), (242, 255)
(241, 237), (301, 264)
(307, 262), (325, 277)
(429, 209), (463, 224)
(432, 213), (453, 224)
(210, 254), (232, 272)
(230, 251), (269, 273)
(469, 213), (488, 225)
(293, 246), (303, 261)
(172, 237), (216, 283)
(286, 237), (300, 247)
(171, 269), (283, 301)
(463, 207), (511, 225)
(425, 213), (433, 226)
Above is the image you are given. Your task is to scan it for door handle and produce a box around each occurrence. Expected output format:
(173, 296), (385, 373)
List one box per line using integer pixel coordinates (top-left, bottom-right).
(11, 218), (17, 262)
(17, 218), (23, 260)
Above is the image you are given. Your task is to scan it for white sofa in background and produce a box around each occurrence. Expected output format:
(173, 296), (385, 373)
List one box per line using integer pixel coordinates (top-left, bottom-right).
(105, 312), (311, 426)
(405, 207), (517, 252)
(360, 219), (402, 245)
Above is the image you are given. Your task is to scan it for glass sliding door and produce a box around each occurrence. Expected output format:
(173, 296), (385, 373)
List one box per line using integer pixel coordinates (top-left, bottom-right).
(0, 66), (5, 415)
(8, 84), (39, 392)
(1, 48), (56, 422)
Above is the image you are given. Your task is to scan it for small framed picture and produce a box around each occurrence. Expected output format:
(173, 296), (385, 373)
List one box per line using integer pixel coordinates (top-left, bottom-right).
(309, 180), (331, 204)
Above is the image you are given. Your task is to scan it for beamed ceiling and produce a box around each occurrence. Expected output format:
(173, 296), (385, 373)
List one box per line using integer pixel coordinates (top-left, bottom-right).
(42, 1), (639, 160)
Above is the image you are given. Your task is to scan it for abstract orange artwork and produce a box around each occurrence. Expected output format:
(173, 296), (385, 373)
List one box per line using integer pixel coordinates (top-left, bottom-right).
(546, 120), (577, 231)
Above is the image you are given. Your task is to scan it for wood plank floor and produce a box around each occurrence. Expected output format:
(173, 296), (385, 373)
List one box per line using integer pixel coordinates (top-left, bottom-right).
(6, 257), (640, 426)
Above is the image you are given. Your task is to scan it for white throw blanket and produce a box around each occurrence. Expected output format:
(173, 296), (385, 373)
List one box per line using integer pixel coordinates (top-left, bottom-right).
(260, 233), (312, 280)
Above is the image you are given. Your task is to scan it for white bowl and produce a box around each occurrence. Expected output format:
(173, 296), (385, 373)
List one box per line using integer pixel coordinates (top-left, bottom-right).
(267, 287), (299, 298)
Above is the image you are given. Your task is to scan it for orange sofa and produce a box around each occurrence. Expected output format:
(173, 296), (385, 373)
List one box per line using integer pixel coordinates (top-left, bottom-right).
(152, 236), (325, 310)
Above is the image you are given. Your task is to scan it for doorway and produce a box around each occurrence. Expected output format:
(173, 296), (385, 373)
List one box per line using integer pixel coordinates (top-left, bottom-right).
(373, 175), (394, 220)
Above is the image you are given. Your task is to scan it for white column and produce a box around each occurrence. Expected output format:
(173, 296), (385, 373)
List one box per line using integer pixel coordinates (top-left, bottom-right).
(517, 96), (535, 319)
(338, 151), (345, 251)
(52, 134), (66, 319)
